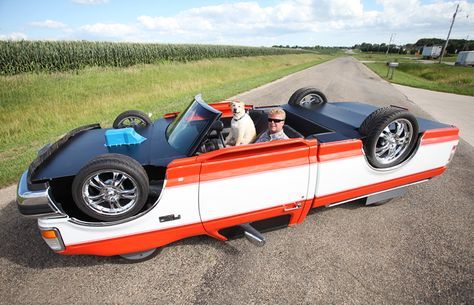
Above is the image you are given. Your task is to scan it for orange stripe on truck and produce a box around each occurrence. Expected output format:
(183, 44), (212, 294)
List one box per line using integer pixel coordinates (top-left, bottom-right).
(318, 140), (363, 162)
(421, 127), (459, 145)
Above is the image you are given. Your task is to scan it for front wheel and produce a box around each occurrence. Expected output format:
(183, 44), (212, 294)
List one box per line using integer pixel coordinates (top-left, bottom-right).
(72, 154), (149, 222)
(359, 107), (419, 169)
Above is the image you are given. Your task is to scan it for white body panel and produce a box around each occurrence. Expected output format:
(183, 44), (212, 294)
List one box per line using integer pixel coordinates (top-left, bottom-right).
(199, 165), (310, 221)
(39, 182), (201, 246)
(315, 140), (457, 197)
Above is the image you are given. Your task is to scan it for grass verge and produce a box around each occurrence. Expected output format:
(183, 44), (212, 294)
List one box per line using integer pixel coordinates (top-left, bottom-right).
(363, 62), (474, 96)
(0, 53), (334, 187)
(352, 52), (414, 63)
(352, 52), (459, 63)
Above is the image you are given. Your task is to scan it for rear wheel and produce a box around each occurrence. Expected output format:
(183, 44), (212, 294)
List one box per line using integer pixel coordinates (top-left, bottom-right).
(288, 87), (328, 107)
(72, 154), (149, 222)
(113, 110), (151, 129)
(119, 248), (160, 262)
(360, 107), (419, 169)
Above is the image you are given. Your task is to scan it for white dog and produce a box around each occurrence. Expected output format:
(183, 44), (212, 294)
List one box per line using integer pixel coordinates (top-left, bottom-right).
(225, 101), (256, 146)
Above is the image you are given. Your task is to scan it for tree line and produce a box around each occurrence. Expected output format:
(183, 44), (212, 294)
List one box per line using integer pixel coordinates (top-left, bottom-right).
(353, 38), (474, 55)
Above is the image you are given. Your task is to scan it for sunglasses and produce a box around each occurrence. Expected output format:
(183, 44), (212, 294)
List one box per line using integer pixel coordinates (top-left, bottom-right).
(268, 118), (284, 123)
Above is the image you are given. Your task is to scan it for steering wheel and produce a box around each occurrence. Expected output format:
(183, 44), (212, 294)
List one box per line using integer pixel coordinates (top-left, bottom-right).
(211, 121), (226, 148)
(198, 121), (226, 154)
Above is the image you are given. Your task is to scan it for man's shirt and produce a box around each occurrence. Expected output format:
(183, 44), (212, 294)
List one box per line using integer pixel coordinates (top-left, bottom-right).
(255, 130), (289, 143)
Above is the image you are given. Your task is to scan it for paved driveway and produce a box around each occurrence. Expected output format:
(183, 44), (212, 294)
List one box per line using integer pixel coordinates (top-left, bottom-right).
(1, 57), (472, 305)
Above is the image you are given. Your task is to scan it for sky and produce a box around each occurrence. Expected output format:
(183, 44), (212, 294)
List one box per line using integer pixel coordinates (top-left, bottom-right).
(0, 0), (473, 47)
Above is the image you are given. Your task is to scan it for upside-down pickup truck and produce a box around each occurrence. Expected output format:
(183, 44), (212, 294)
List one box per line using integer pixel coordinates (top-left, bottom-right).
(17, 87), (459, 260)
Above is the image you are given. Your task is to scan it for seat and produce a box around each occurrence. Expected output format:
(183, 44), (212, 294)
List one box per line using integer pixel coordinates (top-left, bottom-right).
(283, 125), (304, 138)
(248, 110), (268, 137)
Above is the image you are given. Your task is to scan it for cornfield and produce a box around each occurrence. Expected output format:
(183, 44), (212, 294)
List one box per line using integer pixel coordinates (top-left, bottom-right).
(0, 40), (308, 75)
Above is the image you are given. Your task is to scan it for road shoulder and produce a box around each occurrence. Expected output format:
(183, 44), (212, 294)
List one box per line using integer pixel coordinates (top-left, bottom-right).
(0, 185), (16, 209)
(392, 84), (474, 146)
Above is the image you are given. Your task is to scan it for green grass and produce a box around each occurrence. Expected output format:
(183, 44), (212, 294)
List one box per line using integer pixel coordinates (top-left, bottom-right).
(437, 55), (458, 62)
(0, 53), (333, 187)
(352, 52), (459, 64)
(351, 52), (415, 63)
(364, 62), (474, 96)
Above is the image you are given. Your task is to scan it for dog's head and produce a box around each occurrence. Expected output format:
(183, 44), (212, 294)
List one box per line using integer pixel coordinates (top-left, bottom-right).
(230, 101), (246, 117)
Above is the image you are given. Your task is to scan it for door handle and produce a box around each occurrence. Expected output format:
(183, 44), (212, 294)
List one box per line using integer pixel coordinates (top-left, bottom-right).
(284, 203), (302, 212)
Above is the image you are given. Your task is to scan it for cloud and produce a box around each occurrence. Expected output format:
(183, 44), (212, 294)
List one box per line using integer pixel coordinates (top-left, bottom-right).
(135, 0), (374, 41)
(138, 16), (182, 32)
(0, 32), (27, 40)
(72, 0), (108, 5)
(30, 20), (67, 29)
(136, 0), (474, 45)
(80, 23), (136, 37)
(36, 0), (473, 45)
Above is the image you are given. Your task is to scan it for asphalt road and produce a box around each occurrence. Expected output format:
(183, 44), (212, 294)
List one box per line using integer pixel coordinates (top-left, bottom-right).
(392, 84), (474, 146)
(1, 56), (472, 305)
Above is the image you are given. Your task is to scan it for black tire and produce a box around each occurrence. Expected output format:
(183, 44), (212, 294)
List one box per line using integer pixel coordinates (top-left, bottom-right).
(288, 87), (328, 107)
(113, 110), (152, 129)
(72, 154), (149, 222)
(360, 107), (419, 169)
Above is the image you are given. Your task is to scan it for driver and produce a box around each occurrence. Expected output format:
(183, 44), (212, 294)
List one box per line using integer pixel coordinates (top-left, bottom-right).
(255, 108), (289, 143)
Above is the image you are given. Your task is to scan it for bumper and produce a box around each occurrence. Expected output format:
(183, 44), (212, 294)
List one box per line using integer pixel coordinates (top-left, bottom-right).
(16, 171), (65, 218)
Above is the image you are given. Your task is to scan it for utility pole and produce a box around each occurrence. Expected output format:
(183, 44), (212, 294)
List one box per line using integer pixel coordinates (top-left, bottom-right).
(439, 3), (459, 63)
(386, 33), (395, 55)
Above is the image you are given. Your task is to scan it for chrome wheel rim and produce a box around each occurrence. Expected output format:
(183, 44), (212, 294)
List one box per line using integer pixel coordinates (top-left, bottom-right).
(375, 119), (413, 165)
(82, 170), (139, 216)
(299, 93), (324, 106)
(117, 116), (147, 128)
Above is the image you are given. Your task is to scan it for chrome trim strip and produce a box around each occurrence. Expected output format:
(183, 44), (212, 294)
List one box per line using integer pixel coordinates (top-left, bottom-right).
(17, 171), (66, 218)
(325, 179), (428, 208)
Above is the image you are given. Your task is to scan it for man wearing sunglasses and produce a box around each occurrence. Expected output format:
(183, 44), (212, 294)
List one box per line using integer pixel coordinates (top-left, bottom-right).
(255, 108), (289, 143)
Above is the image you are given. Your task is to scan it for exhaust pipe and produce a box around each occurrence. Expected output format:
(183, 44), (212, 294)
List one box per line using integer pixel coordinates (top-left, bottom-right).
(238, 223), (266, 247)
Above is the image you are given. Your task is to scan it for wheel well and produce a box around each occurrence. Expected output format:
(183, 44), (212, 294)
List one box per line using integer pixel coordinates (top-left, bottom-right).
(143, 165), (166, 181)
(48, 164), (167, 222)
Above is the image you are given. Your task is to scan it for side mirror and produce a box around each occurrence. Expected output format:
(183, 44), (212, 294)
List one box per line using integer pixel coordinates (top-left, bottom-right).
(210, 120), (224, 132)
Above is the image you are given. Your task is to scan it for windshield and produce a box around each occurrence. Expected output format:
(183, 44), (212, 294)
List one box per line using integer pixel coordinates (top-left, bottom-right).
(166, 97), (220, 154)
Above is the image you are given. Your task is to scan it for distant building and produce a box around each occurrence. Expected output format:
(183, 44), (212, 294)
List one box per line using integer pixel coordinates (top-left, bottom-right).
(455, 51), (474, 66)
(422, 46), (443, 59)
